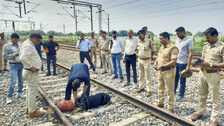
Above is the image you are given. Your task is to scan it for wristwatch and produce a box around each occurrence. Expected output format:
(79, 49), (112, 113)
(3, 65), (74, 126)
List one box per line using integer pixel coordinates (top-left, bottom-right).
(210, 63), (213, 68)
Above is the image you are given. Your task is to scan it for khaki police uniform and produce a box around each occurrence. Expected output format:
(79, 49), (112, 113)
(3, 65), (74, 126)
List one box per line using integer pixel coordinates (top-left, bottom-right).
(197, 42), (223, 122)
(0, 39), (7, 70)
(137, 39), (156, 92)
(100, 37), (113, 73)
(157, 43), (178, 109)
(88, 37), (99, 66)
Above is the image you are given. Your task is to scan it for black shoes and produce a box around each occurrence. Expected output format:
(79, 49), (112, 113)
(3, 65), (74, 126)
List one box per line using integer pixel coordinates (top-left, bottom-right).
(112, 76), (118, 79)
(46, 73), (51, 76)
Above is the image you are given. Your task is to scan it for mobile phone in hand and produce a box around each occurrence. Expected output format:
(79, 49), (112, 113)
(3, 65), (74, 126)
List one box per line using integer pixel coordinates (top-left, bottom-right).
(195, 59), (204, 65)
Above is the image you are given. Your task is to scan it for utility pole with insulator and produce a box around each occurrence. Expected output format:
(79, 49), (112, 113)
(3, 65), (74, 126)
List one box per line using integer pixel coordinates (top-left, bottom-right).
(107, 13), (109, 36)
(98, 5), (102, 31)
(90, 5), (93, 31)
(73, 4), (78, 33)
(15, 1), (23, 18)
(12, 21), (15, 32)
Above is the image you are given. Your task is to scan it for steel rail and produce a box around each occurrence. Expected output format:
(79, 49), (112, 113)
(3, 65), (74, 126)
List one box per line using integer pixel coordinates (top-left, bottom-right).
(51, 59), (197, 126)
(38, 86), (73, 126)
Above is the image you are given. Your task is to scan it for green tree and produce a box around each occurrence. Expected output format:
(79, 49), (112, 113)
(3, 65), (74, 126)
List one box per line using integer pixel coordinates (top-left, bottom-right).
(34, 30), (45, 35)
(15, 30), (29, 36)
(146, 31), (154, 36)
(55, 32), (64, 36)
(75, 31), (82, 36)
(220, 36), (224, 42)
(118, 30), (127, 36)
(195, 31), (204, 37)
(47, 30), (56, 36)
(185, 31), (192, 36)
(66, 32), (74, 36)
(168, 32), (174, 36)
(194, 37), (207, 51)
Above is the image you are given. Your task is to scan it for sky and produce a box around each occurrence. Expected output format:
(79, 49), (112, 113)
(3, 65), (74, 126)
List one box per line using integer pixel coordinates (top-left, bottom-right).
(0, 0), (224, 35)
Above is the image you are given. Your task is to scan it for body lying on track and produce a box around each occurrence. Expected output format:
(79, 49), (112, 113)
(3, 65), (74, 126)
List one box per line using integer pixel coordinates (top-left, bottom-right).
(74, 93), (111, 113)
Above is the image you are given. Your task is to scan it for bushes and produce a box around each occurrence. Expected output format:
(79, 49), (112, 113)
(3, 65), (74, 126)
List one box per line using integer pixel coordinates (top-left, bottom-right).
(220, 36), (224, 42)
(193, 36), (224, 52)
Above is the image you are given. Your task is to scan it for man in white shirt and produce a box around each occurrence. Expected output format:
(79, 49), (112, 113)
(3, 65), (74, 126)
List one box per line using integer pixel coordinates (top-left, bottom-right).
(111, 31), (125, 83)
(20, 33), (45, 118)
(123, 30), (138, 87)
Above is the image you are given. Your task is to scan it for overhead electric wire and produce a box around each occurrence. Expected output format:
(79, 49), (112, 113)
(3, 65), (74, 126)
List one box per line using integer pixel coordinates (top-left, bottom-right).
(110, 0), (213, 18)
(1, 4), (20, 18)
(108, 0), (181, 14)
(111, 3), (224, 22)
(104, 0), (143, 9)
(101, 0), (119, 5)
(111, 0), (224, 20)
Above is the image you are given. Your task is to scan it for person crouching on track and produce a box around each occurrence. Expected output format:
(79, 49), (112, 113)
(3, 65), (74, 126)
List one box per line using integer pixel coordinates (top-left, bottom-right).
(74, 93), (111, 113)
(64, 63), (91, 107)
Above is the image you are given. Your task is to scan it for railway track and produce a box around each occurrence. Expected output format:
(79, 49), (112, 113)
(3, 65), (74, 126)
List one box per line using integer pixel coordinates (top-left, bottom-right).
(1, 41), (219, 125)
(38, 58), (197, 126)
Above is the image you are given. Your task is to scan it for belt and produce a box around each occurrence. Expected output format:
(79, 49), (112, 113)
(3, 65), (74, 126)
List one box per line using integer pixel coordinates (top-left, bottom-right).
(101, 49), (109, 52)
(9, 62), (22, 64)
(80, 51), (89, 53)
(111, 53), (121, 55)
(161, 66), (175, 71)
(125, 54), (136, 56)
(24, 68), (31, 71)
(201, 68), (219, 73)
(140, 57), (151, 60)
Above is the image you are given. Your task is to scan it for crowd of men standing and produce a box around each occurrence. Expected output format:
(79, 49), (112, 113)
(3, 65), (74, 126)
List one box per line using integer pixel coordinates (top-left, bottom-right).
(0, 26), (223, 125)
(75, 27), (222, 126)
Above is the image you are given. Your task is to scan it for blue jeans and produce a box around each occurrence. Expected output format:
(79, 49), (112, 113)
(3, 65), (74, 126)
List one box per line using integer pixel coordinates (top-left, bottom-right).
(8, 63), (24, 98)
(111, 53), (123, 78)
(47, 55), (56, 74)
(175, 63), (187, 97)
(125, 54), (137, 83)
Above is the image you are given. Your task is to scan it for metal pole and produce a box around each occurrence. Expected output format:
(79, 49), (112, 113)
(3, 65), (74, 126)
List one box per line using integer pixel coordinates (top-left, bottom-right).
(40, 23), (42, 30)
(18, 3), (22, 18)
(90, 5), (93, 31)
(23, 0), (26, 14)
(5, 21), (7, 28)
(107, 14), (109, 36)
(98, 5), (102, 31)
(63, 24), (65, 34)
(73, 4), (78, 33)
(28, 17), (32, 30)
(33, 22), (35, 30)
(12, 21), (15, 32)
